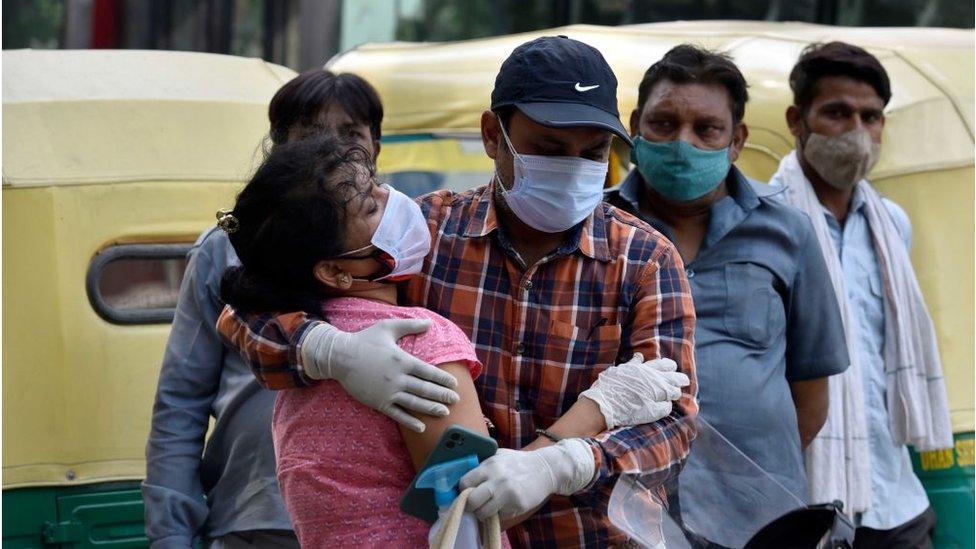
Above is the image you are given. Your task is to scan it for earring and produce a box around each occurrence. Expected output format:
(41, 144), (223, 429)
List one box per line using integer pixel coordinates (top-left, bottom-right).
(215, 208), (239, 233)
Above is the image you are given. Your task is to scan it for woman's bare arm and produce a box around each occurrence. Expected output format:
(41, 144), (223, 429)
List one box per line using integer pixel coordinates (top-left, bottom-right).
(398, 361), (489, 470)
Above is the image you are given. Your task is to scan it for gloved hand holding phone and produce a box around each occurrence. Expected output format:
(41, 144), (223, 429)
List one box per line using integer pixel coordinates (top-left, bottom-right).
(460, 438), (596, 520)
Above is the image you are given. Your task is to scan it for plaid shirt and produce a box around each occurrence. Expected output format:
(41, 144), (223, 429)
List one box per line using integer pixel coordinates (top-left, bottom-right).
(218, 183), (698, 548)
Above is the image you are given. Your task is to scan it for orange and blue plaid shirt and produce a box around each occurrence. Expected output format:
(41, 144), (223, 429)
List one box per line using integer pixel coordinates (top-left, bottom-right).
(218, 183), (698, 548)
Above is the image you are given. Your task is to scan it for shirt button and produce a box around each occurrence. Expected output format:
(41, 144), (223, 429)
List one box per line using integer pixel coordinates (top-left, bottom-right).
(524, 280), (533, 290)
(685, 268), (695, 279)
(515, 342), (526, 355)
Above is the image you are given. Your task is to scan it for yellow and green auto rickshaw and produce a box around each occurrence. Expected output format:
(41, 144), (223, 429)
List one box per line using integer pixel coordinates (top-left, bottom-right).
(329, 21), (974, 548)
(1, 49), (297, 547)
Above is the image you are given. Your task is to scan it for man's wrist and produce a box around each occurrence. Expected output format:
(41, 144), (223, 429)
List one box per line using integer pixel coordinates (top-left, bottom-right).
(548, 438), (596, 496)
(578, 438), (606, 491)
(298, 322), (338, 380)
(535, 428), (562, 443)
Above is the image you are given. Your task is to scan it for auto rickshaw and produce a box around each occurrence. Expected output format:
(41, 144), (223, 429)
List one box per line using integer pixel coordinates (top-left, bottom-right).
(328, 21), (975, 548)
(1, 49), (297, 547)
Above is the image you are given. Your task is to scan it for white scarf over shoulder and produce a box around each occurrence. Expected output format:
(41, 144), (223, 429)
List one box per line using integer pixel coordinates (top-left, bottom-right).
(770, 151), (952, 515)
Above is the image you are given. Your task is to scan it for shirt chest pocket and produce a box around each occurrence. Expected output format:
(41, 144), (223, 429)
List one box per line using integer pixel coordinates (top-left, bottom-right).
(852, 272), (886, 331)
(537, 319), (623, 415)
(546, 319), (623, 368)
(723, 263), (785, 348)
(854, 271), (885, 303)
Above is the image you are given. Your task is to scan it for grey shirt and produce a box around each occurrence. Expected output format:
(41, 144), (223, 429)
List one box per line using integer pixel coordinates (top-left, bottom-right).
(142, 227), (292, 548)
(606, 168), (849, 499)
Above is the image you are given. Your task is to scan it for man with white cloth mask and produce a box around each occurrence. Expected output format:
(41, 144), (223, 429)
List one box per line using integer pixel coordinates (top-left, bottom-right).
(770, 41), (953, 548)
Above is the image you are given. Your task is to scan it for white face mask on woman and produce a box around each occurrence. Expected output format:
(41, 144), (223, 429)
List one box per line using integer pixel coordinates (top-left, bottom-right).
(802, 128), (881, 190)
(337, 185), (431, 282)
(496, 118), (609, 233)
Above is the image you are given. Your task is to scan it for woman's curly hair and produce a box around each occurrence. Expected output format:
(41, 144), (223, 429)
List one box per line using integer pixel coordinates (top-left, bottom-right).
(220, 136), (375, 315)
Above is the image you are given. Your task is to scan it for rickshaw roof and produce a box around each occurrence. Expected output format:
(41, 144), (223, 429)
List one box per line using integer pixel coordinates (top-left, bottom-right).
(328, 21), (974, 179)
(2, 49), (297, 188)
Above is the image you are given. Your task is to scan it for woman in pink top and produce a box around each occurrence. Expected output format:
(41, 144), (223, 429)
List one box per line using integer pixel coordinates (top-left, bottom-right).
(217, 135), (687, 547)
(218, 136), (495, 547)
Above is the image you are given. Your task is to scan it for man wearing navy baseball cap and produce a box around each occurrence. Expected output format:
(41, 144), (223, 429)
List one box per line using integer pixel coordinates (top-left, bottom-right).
(215, 36), (698, 547)
(449, 36), (697, 547)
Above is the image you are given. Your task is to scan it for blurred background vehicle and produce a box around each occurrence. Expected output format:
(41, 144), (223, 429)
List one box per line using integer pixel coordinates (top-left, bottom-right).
(2, 49), (296, 548)
(4, 0), (975, 71)
(3, 4), (973, 548)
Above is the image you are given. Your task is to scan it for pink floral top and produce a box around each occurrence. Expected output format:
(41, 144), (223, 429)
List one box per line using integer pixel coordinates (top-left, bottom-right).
(273, 297), (482, 548)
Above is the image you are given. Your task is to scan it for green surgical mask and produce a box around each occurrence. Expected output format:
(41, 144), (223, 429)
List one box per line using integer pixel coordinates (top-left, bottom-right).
(630, 136), (731, 202)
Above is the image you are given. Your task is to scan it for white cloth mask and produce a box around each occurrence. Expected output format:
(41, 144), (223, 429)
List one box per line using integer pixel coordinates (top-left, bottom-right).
(338, 185), (431, 282)
(802, 128), (881, 190)
(497, 119), (609, 233)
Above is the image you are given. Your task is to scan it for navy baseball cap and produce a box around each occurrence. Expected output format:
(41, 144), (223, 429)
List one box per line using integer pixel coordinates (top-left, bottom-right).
(491, 36), (631, 146)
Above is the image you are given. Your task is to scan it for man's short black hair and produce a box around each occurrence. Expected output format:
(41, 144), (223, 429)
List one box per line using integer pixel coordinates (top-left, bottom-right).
(268, 69), (384, 145)
(636, 44), (749, 124)
(789, 42), (891, 112)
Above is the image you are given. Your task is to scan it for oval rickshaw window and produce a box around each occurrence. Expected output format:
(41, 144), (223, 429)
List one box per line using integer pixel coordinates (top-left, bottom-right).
(86, 243), (193, 324)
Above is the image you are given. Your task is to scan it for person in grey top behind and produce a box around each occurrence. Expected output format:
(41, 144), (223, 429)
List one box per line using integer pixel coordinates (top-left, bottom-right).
(605, 45), (850, 545)
(142, 70), (390, 548)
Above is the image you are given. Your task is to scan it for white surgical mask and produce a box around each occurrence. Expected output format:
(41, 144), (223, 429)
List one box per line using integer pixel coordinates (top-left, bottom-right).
(497, 119), (608, 233)
(337, 185), (430, 282)
(802, 128), (881, 190)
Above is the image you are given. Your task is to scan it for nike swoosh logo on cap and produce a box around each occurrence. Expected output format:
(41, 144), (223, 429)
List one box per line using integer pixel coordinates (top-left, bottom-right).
(575, 83), (600, 92)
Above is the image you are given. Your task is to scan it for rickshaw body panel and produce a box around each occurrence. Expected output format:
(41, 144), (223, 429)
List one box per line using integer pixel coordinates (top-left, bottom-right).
(2, 49), (295, 546)
(3, 181), (242, 488)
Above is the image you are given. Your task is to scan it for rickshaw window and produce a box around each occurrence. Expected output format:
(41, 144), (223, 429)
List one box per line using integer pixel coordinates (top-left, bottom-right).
(86, 243), (193, 325)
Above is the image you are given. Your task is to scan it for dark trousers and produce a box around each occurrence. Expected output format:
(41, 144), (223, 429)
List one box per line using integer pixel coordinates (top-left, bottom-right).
(854, 507), (937, 549)
(207, 529), (300, 549)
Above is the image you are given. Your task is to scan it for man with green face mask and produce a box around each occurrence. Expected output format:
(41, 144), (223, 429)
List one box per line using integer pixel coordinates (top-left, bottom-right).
(770, 42), (951, 548)
(605, 45), (850, 543)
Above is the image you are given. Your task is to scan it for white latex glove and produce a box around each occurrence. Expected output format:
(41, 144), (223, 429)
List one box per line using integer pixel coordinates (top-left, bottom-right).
(300, 319), (460, 433)
(460, 438), (595, 520)
(578, 353), (690, 430)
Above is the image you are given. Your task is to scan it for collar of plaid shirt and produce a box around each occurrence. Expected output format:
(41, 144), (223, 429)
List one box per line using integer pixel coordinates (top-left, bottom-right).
(460, 180), (613, 263)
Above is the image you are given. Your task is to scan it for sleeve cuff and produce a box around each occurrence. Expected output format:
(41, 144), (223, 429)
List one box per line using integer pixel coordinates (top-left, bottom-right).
(786, 357), (849, 382)
(294, 319), (328, 386)
(149, 534), (197, 549)
(581, 437), (608, 491)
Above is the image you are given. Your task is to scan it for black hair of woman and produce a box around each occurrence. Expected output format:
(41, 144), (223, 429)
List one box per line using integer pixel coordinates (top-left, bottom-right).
(220, 135), (375, 315)
(268, 69), (384, 145)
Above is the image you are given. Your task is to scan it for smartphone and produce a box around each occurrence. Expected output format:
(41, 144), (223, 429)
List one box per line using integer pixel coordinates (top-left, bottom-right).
(399, 424), (498, 523)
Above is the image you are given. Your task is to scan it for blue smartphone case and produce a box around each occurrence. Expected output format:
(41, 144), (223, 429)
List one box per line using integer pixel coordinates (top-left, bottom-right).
(399, 424), (498, 523)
